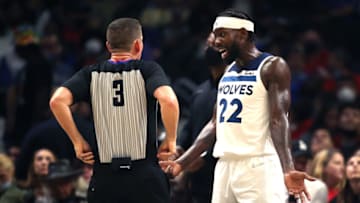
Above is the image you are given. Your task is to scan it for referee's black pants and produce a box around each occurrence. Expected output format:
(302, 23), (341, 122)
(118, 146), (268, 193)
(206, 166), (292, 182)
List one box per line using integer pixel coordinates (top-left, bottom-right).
(87, 160), (170, 203)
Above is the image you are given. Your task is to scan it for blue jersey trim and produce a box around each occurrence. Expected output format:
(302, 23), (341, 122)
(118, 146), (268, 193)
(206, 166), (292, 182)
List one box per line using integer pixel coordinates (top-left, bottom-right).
(221, 75), (256, 82)
(228, 52), (272, 73)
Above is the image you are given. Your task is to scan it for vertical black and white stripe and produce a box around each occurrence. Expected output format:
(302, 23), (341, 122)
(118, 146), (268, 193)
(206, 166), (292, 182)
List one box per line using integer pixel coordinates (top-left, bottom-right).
(91, 70), (147, 163)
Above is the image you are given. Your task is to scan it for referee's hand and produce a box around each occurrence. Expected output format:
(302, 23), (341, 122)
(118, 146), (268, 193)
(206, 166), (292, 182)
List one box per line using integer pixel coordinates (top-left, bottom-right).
(157, 138), (177, 160)
(74, 139), (94, 165)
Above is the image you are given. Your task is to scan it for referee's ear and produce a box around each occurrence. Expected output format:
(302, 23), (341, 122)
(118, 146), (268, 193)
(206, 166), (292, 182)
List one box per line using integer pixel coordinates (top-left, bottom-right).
(134, 39), (143, 52)
(105, 41), (112, 52)
(133, 38), (143, 58)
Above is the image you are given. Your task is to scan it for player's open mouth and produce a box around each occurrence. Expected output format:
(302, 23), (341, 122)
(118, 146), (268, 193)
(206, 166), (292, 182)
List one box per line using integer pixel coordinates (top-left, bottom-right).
(219, 49), (228, 58)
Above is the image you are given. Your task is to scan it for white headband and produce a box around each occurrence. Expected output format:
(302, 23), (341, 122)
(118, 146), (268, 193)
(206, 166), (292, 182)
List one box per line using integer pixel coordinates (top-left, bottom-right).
(213, 16), (254, 32)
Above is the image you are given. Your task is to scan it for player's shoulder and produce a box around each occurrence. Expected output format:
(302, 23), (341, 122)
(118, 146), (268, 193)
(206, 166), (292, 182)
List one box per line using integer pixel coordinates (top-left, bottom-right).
(261, 55), (289, 76)
(260, 54), (290, 87)
(263, 55), (288, 68)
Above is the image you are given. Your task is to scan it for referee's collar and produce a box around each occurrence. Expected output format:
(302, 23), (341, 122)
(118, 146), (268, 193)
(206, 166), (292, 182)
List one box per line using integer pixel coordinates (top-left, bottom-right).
(108, 59), (133, 64)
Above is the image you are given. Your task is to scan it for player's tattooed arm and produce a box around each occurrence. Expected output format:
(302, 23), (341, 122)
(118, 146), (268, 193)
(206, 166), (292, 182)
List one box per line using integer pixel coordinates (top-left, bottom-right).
(159, 105), (216, 176)
(262, 57), (294, 173)
(176, 105), (217, 170)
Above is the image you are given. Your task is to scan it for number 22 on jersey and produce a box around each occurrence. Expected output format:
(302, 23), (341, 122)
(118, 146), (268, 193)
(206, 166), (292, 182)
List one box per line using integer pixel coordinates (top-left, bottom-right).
(219, 98), (243, 123)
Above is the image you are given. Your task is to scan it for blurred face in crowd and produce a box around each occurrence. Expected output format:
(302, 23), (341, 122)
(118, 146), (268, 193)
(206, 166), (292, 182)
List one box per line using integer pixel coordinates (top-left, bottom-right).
(7, 146), (21, 162)
(287, 49), (305, 72)
(0, 154), (14, 189)
(339, 107), (359, 132)
(346, 155), (360, 179)
(294, 155), (309, 172)
(82, 164), (93, 183)
(0, 167), (12, 187)
(324, 107), (338, 130)
(41, 34), (62, 60)
(311, 128), (333, 155)
(49, 179), (75, 200)
(33, 149), (56, 176)
(324, 152), (345, 185)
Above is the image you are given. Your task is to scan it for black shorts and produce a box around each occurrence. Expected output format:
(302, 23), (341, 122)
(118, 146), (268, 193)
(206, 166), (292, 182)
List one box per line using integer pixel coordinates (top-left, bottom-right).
(87, 160), (170, 203)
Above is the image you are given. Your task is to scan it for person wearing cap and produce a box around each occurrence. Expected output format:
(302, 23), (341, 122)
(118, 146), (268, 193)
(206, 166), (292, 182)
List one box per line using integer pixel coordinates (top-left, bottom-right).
(44, 159), (85, 203)
(291, 140), (328, 203)
(159, 8), (315, 203)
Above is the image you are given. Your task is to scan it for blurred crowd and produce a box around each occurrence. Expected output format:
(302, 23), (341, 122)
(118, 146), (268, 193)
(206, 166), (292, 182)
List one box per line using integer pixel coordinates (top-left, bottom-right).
(0, 0), (359, 202)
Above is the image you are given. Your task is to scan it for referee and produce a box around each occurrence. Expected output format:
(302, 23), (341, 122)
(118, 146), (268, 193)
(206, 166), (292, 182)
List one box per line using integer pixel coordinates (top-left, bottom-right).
(49, 18), (179, 203)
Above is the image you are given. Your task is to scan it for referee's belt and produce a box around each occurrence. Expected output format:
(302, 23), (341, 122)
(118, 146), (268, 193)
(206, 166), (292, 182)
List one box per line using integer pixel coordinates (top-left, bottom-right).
(94, 157), (157, 171)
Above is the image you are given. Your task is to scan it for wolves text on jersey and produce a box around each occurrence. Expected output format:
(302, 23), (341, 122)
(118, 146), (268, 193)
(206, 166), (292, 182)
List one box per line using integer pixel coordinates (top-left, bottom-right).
(218, 84), (253, 95)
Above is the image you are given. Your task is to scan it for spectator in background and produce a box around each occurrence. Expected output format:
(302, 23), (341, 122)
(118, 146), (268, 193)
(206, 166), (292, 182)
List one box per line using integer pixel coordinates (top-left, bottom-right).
(311, 103), (339, 137)
(337, 153), (360, 203)
(21, 148), (56, 203)
(290, 139), (328, 203)
(333, 103), (360, 159)
(301, 29), (329, 76)
(310, 128), (334, 157)
(308, 148), (346, 203)
(4, 24), (53, 149)
(0, 153), (26, 203)
(355, 150), (360, 157)
(78, 38), (104, 67)
(72, 160), (92, 199)
(40, 33), (75, 89)
(286, 45), (307, 105)
(44, 159), (86, 203)
(176, 33), (226, 203)
(15, 107), (93, 182)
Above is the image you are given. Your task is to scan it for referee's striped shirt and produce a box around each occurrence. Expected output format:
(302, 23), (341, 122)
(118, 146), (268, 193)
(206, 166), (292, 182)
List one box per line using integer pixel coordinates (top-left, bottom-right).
(62, 60), (170, 163)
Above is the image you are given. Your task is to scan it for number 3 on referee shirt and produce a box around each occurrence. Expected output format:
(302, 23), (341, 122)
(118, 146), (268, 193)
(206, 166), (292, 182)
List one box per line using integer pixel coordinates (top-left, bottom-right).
(113, 79), (124, 106)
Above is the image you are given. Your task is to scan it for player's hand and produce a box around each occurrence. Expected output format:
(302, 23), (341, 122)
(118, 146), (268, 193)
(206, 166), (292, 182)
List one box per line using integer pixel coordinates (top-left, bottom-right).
(74, 139), (94, 165)
(159, 160), (183, 177)
(284, 170), (316, 203)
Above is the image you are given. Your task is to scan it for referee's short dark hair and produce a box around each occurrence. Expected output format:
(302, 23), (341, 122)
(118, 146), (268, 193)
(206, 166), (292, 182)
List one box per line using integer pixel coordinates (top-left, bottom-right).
(106, 18), (142, 51)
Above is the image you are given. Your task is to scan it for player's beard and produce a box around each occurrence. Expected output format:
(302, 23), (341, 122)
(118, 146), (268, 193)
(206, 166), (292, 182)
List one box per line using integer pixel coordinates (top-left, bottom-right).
(223, 43), (240, 65)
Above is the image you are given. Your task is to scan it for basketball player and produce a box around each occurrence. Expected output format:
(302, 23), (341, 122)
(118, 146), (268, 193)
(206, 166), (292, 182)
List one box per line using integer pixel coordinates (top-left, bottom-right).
(50, 18), (179, 203)
(159, 9), (315, 203)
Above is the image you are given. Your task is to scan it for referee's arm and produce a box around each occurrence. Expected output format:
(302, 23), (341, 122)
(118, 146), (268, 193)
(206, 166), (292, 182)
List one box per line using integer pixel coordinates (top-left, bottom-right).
(49, 87), (94, 164)
(154, 85), (180, 156)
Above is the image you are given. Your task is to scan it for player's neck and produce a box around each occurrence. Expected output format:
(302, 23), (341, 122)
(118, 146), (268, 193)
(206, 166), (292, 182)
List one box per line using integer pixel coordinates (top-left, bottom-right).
(110, 52), (134, 61)
(235, 46), (261, 67)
